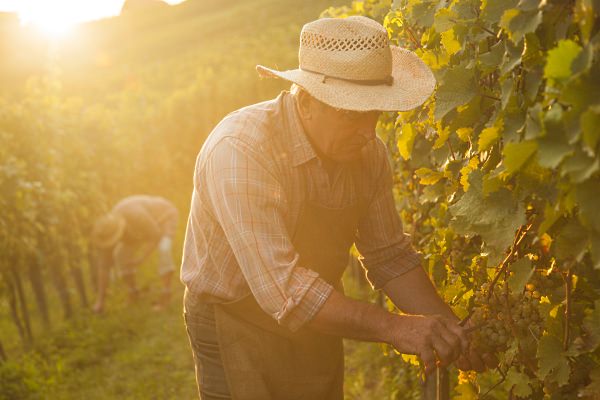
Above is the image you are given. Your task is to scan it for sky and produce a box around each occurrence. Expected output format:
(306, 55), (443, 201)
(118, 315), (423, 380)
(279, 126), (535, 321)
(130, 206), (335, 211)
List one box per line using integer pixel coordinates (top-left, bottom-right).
(0, 0), (185, 36)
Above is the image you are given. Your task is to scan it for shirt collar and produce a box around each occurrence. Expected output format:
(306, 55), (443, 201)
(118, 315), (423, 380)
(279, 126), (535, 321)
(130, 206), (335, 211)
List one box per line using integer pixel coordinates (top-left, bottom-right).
(280, 91), (318, 167)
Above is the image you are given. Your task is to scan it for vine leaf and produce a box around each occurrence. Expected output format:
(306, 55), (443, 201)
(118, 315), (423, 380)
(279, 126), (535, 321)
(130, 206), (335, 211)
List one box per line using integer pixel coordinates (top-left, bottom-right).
(582, 300), (600, 351)
(554, 218), (589, 263)
(415, 167), (444, 185)
(536, 135), (572, 169)
(449, 170), (525, 264)
(503, 140), (538, 174)
(441, 28), (461, 56)
(544, 40), (583, 80)
(478, 126), (500, 152)
(575, 179), (600, 232)
(578, 366), (600, 398)
(508, 258), (534, 293)
(499, 8), (542, 44)
(481, 0), (519, 24)
(504, 367), (533, 398)
(397, 123), (417, 160)
(537, 335), (571, 386)
(434, 66), (477, 121)
(581, 105), (600, 154)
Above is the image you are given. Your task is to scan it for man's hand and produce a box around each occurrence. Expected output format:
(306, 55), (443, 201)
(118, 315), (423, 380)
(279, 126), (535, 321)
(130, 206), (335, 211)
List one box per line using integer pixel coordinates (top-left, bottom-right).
(454, 319), (499, 372)
(387, 314), (470, 375)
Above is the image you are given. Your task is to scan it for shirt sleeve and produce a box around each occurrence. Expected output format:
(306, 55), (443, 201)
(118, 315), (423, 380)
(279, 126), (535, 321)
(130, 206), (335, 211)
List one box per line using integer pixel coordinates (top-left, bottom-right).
(200, 137), (333, 331)
(355, 141), (422, 290)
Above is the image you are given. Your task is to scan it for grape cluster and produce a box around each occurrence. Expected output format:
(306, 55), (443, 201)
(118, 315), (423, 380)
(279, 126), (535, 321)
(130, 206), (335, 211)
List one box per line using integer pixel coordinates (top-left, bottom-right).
(469, 278), (548, 353)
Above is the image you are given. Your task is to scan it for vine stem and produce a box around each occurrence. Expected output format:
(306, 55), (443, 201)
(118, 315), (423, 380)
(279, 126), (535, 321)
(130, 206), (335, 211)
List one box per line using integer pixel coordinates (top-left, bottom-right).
(447, 139), (457, 161)
(404, 24), (421, 49)
(563, 268), (573, 350)
(486, 224), (532, 301)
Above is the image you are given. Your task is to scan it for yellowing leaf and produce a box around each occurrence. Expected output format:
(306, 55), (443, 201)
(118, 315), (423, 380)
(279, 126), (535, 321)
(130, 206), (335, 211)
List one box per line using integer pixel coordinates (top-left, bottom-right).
(441, 29), (461, 56)
(460, 157), (479, 191)
(418, 48), (450, 70)
(456, 127), (473, 142)
(478, 126), (500, 152)
(397, 123), (416, 160)
(544, 40), (583, 80)
(503, 140), (538, 174)
(416, 167), (444, 185)
(434, 123), (450, 149)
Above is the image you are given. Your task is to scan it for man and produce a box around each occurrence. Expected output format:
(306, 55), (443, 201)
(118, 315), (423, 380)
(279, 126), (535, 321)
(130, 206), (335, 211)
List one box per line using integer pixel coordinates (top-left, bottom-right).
(182, 16), (493, 400)
(91, 194), (178, 313)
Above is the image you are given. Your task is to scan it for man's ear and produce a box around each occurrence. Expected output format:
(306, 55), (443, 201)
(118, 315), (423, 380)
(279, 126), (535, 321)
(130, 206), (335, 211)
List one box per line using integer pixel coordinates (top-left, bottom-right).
(295, 89), (312, 121)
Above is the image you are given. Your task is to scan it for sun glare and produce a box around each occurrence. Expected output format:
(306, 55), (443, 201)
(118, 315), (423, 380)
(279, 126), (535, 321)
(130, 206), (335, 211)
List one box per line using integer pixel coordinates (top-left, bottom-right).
(18, 3), (79, 38)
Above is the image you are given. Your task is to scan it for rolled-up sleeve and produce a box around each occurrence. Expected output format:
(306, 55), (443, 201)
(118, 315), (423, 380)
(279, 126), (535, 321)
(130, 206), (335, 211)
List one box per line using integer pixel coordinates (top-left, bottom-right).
(356, 142), (421, 289)
(201, 137), (332, 331)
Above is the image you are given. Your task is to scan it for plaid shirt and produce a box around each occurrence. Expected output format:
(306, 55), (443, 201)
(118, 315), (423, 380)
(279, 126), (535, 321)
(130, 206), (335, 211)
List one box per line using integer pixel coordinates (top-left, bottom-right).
(181, 91), (420, 331)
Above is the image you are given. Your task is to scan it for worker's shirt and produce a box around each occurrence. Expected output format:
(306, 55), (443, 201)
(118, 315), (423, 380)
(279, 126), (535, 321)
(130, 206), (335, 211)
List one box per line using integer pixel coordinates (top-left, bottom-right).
(181, 91), (420, 331)
(112, 195), (178, 266)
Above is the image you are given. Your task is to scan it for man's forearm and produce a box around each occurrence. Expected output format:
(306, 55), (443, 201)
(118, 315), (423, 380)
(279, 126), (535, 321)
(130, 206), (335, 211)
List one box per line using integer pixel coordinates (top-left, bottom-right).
(307, 289), (396, 344)
(307, 286), (469, 373)
(383, 266), (457, 320)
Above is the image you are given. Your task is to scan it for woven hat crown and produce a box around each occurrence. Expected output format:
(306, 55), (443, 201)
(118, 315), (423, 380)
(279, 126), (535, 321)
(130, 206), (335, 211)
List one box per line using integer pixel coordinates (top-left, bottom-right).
(299, 16), (392, 81)
(92, 213), (125, 249)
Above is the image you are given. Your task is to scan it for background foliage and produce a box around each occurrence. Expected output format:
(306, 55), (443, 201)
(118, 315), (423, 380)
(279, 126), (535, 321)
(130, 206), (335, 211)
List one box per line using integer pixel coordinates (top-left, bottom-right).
(324, 0), (600, 398)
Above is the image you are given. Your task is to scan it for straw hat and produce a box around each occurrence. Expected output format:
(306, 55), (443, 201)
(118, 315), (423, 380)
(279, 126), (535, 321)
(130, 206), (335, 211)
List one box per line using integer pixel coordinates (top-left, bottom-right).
(91, 213), (125, 249)
(256, 16), (436, 112)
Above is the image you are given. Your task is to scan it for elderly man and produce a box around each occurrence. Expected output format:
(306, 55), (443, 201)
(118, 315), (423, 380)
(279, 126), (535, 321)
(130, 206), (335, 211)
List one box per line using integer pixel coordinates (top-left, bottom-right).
(181, 16), (491, 400)
(91, 195), (178, 313)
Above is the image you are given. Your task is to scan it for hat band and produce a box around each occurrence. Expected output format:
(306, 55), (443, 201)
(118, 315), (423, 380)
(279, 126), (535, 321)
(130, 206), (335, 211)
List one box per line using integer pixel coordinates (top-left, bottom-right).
(302, 68), (394, 86)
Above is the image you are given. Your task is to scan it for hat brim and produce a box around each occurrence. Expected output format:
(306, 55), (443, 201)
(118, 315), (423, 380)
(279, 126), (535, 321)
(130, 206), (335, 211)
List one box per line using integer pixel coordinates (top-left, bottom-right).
(256, 46), (436, 112)
(94, 217), (125, 249)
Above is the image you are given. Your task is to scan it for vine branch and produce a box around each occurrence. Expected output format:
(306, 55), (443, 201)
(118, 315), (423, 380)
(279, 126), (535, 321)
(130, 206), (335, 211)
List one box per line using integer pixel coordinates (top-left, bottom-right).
(487, 224), (532, 301)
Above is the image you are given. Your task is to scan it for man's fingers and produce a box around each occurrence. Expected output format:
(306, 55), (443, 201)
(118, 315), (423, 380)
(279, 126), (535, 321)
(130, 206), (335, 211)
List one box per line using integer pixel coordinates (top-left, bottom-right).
(454, 354), (471, 371)
(430, 333), (465, 367)
(466, 348), (486, 372)
(420, 348), (437, 376)
(444, 319), (471, 353)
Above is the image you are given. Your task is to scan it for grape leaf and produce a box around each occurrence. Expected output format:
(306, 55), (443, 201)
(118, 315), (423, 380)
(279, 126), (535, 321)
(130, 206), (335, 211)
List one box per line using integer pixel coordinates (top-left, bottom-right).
(582, 300), (600, 351)
(503, 140), (538, 174)
(500, 8), (542, 44)
(441, 28), (461, 56)
(591, 232), (600, 270)
(536, 135), (572, 169)
(504, 368), (533, 398)
(397, 123), (416, 160)
(478, 126), (500, 152)
(561, 148), (600, 183)
(544, 40), (583, 80)
(554, 218), (589, 262)
(581, 105), (600, 153)
(434, 67), (477, 121)
(481, 0), (519, 24)
(450, 170), (525, 264)
(508, 258), (534, 293)
(456, 127), (473, 142)
(575, 179), (600, 232)
(433, 8), (458, 32)
(578, 367), (600, 398)
(415, 167), (444, 185)
(537, 335), (571, 386)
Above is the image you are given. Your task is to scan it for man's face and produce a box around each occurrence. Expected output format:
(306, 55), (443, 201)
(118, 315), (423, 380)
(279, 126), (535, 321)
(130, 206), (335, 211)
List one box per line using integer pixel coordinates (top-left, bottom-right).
(301, 94), (381, 163)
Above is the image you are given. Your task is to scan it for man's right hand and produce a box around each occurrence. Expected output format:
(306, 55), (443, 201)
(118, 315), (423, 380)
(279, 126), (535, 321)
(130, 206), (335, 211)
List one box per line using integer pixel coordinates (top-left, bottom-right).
(387, 314), (469, 375)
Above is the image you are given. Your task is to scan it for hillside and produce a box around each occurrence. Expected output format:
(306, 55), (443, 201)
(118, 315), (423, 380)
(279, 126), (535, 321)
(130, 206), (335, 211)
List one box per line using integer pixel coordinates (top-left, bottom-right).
(1, 0), (345, 98)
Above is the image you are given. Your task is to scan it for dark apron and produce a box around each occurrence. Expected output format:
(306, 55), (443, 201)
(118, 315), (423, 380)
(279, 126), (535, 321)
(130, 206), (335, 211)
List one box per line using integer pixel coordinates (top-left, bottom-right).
(214, 165), (363, 400)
